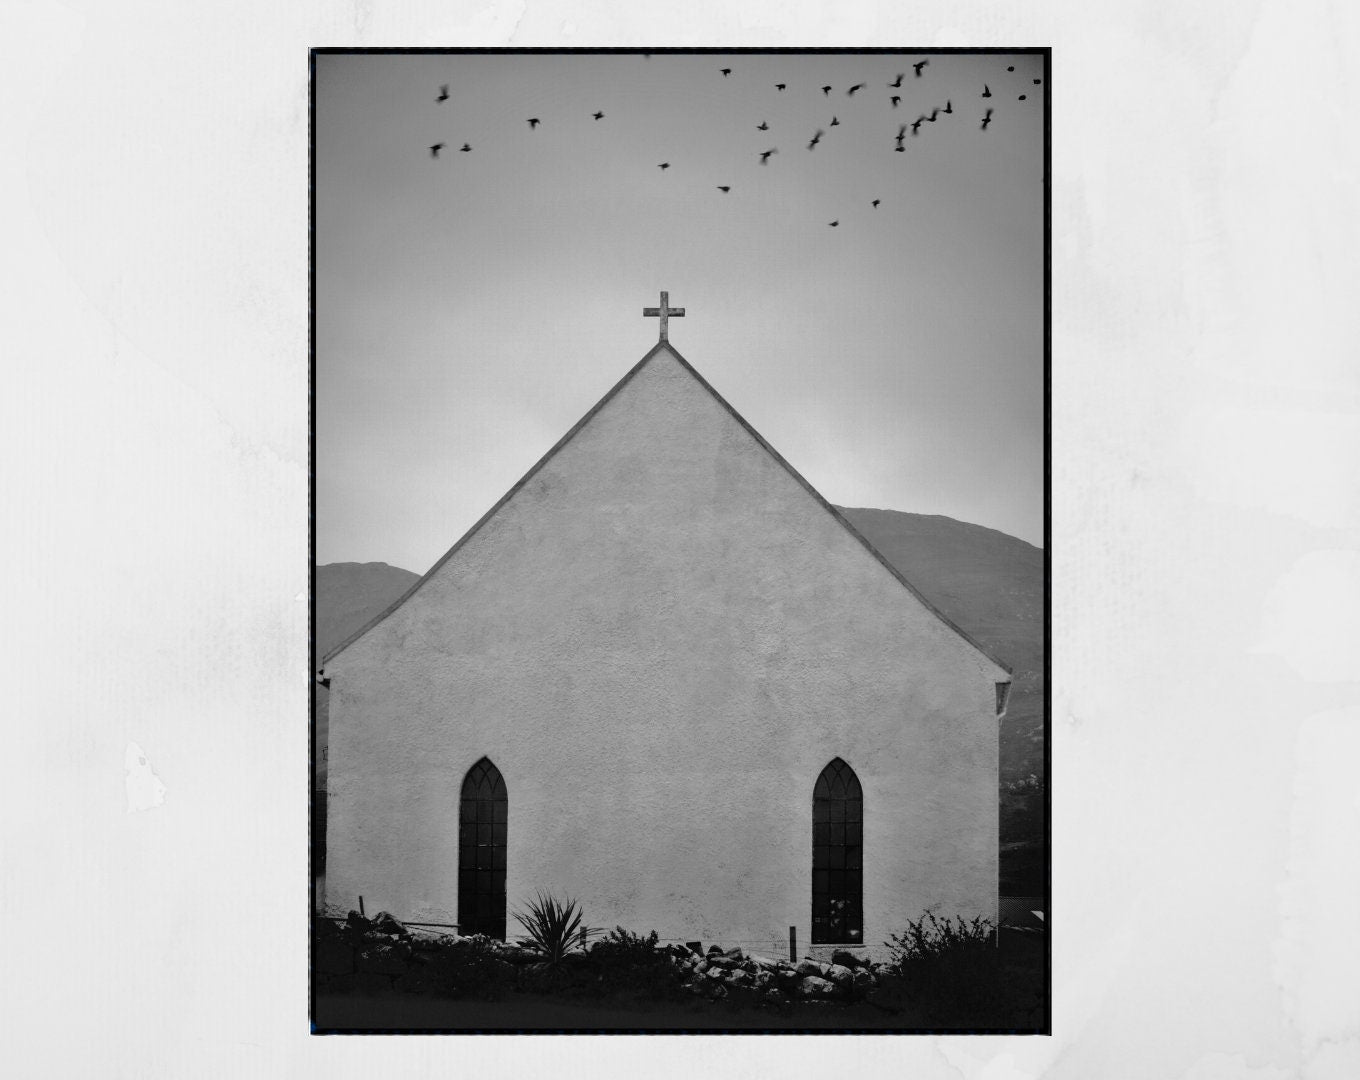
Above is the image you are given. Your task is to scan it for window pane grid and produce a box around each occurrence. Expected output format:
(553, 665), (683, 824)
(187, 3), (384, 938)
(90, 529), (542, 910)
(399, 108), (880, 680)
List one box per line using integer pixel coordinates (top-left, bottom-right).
(458, 758), (507, 938)
(811, 758), (863, 944)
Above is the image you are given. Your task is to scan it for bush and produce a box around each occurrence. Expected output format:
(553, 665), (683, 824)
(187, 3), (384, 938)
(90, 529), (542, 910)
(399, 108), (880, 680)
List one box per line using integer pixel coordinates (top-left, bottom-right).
(585, 928), (686, 1001)
(511, 892), (600, 990)
(883, 912), (1004, 1027)
(420, 934), (514, 1000)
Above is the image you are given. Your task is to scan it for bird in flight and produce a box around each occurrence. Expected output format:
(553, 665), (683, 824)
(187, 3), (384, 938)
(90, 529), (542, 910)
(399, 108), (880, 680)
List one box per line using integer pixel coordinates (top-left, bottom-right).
(872, 198), (881, 207)
(757, 121), (769, 130)
(1007, 65), (1015, 72)
(889, 73), (904, 87)
(895, 145), (905, 152)
(436, 85), (449, 102)
(891, 95), (901, 108)
(911, 116), (924, 134)
(776, 83), (786, 91)
(847, 83), (866, 95)
(896, 123), (907, 144)
(981, 108), (993, 130)
(928, 108), (940, 122)
(459, 143), (471, 152)
(429, 143), (445, 158)
(821, 85), (832, 95)
(1018, 94), (1027, 101)
(721, 68), (732, 77)
(829, 116), (840, 126)
(717, 185), (731, 192)
(982, 84), (992, 98)
(527, 118), (540, 128)
(943, 100), (953, 114)
(658, 162), (670, 170)
(592, 111), (604, 120)
(807, 129), (824, 150)
(913, 60), (928, 76)
(828, 220), (839, 227)
(1034, 78), (1042, 85)
(759, 148), (776, 164)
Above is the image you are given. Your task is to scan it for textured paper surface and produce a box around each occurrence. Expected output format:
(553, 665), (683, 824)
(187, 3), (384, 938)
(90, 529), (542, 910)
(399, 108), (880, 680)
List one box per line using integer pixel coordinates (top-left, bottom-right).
(3, 2), (1357, 1077)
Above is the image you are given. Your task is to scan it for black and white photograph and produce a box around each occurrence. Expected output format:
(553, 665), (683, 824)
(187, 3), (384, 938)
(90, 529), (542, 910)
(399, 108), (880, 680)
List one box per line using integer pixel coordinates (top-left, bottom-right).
(311, 48), (1048, 1032)
(9, 0), (1360, 1074)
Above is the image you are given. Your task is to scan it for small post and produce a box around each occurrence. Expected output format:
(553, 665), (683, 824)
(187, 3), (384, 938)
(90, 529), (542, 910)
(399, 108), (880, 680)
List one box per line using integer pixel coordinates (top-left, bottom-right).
(359, 895), (365, 919)
(789, 925), (797, 963)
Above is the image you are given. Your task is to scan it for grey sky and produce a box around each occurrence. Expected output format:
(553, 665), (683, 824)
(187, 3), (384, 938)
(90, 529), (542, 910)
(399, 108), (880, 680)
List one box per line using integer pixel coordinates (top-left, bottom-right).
(316, 51), (1044, 572)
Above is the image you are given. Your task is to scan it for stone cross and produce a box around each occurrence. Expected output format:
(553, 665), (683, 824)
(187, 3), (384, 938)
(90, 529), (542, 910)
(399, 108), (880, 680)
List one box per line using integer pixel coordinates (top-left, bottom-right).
(643, 291), (685, 342)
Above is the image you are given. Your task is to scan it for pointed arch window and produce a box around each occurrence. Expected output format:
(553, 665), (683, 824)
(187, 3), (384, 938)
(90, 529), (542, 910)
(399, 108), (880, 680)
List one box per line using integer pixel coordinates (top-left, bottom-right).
(812, 758), (863, 944)
(458, 758), (507, 939)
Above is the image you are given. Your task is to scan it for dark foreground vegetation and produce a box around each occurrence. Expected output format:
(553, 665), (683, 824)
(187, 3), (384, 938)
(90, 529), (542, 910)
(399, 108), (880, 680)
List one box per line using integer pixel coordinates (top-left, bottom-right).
(312, 906), (1046, 1032)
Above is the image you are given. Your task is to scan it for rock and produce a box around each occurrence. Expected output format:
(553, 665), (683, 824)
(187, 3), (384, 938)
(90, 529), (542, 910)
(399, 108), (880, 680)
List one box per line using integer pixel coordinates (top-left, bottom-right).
(726, 969), (753, 987)
(358, 944), (409, 976)
(706, 983), (727, 1000)
(369, 911), (408, 937)
(799, 975), (834, 997)
(706, 956), (734, 970)
(345, 910), (370, 932)
(752, 970), (773, 992)
(694, 959), (709, 974)
(313, 939), (354, 976)
(407, 927), (452, 946)
(722, 946), (744, 961)
(825, 964), (855, 989)
(852, 968), (876, 992)
(705, 967), (725, 980)
(831, 949), (863, 969)
(707, 944), (723, 956)
(747, 954), (782, 971)
(796, 959), (828, 979)
(764, 988), (788, 1006)
(686, 941), (704, 956)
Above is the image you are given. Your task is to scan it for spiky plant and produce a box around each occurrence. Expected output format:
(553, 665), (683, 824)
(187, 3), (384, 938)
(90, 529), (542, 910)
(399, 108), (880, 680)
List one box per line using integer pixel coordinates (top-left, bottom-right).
(511, 891), (598, 977)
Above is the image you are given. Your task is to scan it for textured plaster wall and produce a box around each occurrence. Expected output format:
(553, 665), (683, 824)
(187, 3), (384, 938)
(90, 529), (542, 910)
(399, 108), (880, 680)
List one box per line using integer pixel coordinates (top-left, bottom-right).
(325, 347), (1006, 955)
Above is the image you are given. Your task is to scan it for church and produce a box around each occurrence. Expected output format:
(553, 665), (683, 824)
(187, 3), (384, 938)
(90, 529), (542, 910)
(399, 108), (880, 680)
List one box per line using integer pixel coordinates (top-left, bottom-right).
(320, 295), (1011, 960)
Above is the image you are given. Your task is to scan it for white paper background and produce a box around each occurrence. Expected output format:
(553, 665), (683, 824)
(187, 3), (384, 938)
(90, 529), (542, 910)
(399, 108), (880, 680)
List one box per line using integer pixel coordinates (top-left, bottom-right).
(3, 2), (1358, 1077)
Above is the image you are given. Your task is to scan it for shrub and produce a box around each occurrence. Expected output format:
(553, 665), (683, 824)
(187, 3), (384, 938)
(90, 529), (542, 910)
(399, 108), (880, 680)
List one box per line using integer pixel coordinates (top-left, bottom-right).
(883, 911), (1004, 1027)
(511, 892), (599, 988)
(586, 928), (686, 1001)
(421, 934), (513, 1000)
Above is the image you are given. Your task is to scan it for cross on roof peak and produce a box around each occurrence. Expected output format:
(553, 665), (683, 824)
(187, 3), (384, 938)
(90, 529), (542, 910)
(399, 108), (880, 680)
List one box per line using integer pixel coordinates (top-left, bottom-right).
(642, 291), (685, 342)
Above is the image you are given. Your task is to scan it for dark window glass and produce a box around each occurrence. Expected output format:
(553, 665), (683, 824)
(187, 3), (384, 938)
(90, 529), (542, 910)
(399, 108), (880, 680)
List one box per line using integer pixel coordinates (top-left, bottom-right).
(811, 758), (863, 944)
(458, 758), (507, 938)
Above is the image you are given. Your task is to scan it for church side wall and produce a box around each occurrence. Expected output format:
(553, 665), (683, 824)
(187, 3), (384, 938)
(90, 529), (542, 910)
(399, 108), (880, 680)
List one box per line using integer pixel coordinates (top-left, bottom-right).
(324, 352), (1000, 959)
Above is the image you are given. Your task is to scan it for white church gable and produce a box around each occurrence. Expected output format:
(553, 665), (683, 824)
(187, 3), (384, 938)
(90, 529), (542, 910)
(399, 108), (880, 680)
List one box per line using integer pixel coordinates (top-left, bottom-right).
(324, 342), (1008, 957)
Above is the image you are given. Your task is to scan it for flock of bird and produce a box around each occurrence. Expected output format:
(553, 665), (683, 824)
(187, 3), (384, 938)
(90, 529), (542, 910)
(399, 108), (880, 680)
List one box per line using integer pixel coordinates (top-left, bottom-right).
(426, 60), (1041, 227)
